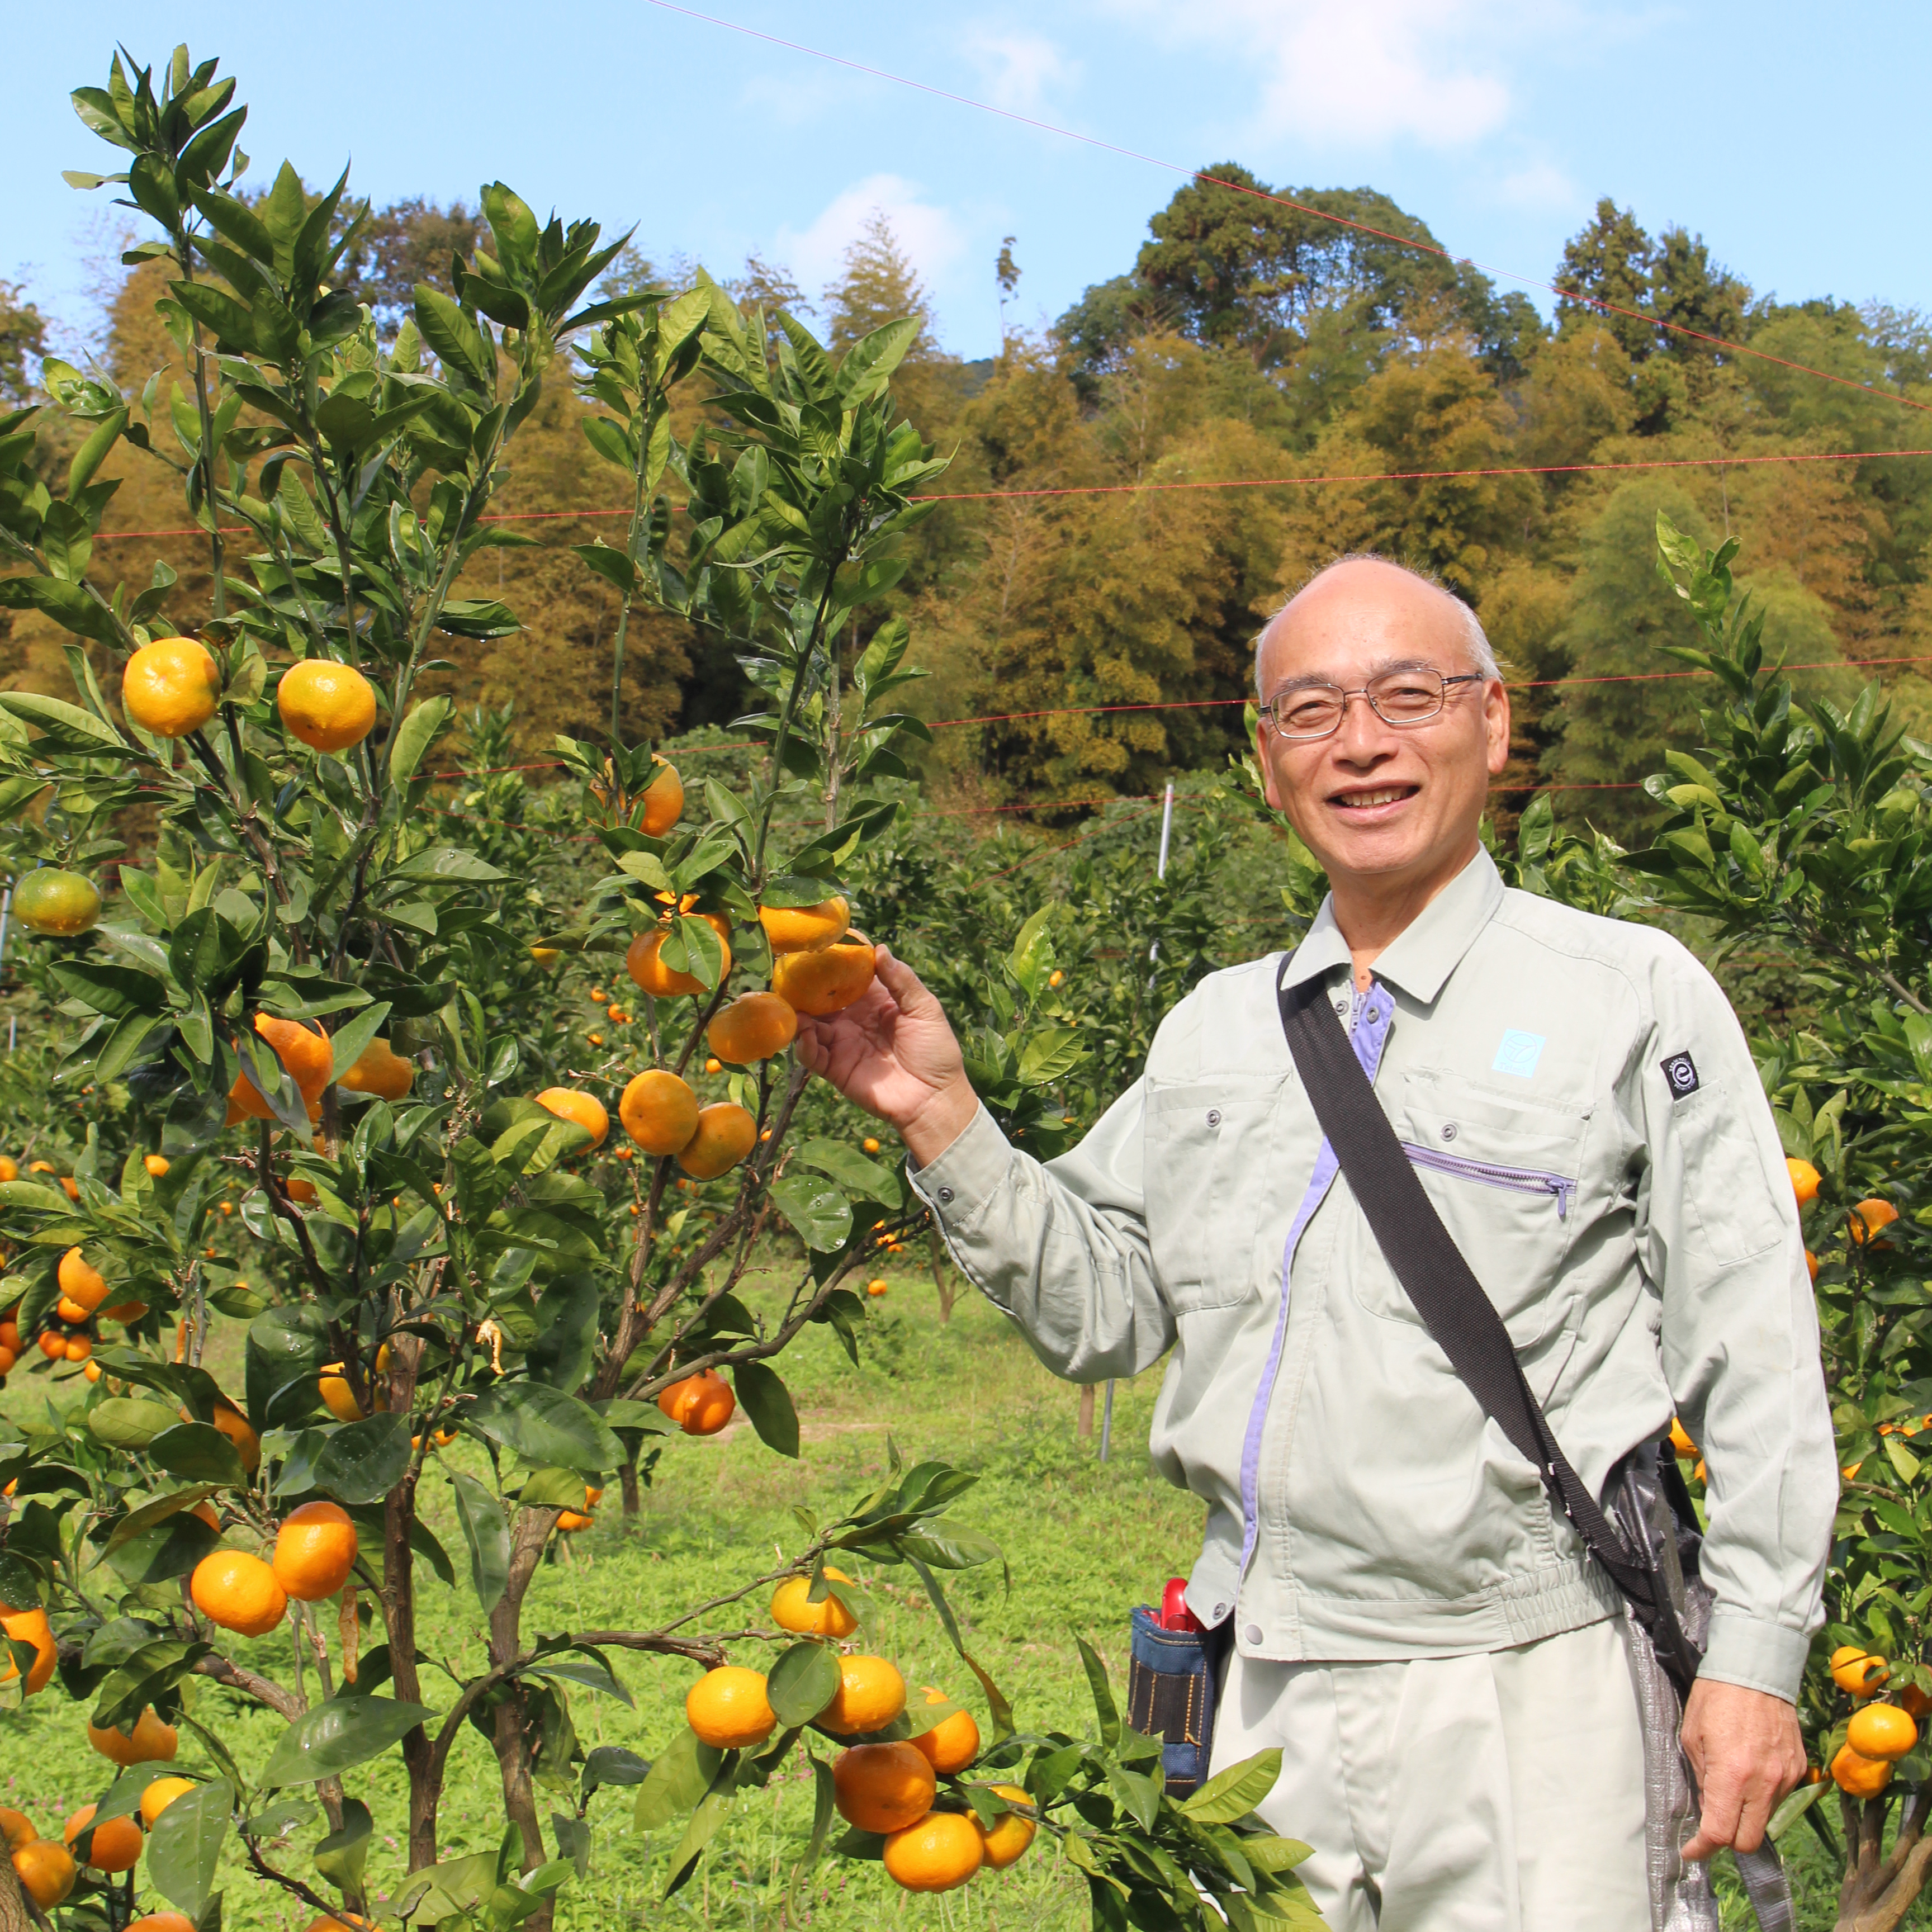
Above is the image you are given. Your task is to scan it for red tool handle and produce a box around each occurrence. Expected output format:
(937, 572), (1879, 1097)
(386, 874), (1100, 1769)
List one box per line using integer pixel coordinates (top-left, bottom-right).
(1159, 1577), (1202, 1632)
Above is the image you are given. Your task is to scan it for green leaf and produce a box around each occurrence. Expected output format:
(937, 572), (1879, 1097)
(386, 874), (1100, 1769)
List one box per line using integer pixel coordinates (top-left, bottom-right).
(1019, 1027), (1085, 1087)
(834, 318), (921, 404)
(581, 1746), (651, 1800)
(414, 285), (496, 392)
(312, 1798), (372, 1895)
(105, 1512), (221, 1587)
(437, 599), (521, 641)
(312, 1412), (413, 1505)
(89, 1397), (184, 1448)
(793, 1139), (898, 1204)
(396, 1850), (498, 1921)
(757, 873), (839, 908)
(572, 543), (637, 593)
(91, 1639), (214, 1732)
(767, 1175), (851, 1253)
(633, 1726), (722, 1831)
(731, 1360), (800, 1458)
(390, 846), (508, 883)
(466, 1383), (623, 1473)
(146, 1777), (231, 1915)
(0, 683), (128, 746)
(519, 1466), (591, 1508)
(326, 1001), (394, 1085)
(1768, 1776), (1829, 1843)
(665, 1782), (735, 1897)
(103, 1487), (219, 1555)
(670, 912), (725, 989)
(448, 1469), (510, 1614)
(257, 1695), (435, 1788)
(1178, 1748), (1282, 1824)
(1074, 1636), (1120, 1748)
(389, 698), (454, 783)
(146, 1422), (248, 1488)
(94, 1765), (187, 1827)
(766, 1641), (840, 1727)
(788, 1754), (837, 1912)
(615, 849), (675, 894)
(580, 416), (634, 472)
(50, 960), (170, 1019)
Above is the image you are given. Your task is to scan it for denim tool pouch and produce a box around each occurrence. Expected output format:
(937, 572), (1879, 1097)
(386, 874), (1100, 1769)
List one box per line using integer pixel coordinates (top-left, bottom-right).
(1126, 1606), (1225, 1797)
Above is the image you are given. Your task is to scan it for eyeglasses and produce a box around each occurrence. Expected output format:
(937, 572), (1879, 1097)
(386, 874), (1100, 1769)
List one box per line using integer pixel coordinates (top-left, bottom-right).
(1258, 668), (1485, 741)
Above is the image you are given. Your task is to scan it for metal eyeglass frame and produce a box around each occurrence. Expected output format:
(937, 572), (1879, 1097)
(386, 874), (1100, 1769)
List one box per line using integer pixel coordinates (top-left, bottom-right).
(1258, 670), (1486, 741)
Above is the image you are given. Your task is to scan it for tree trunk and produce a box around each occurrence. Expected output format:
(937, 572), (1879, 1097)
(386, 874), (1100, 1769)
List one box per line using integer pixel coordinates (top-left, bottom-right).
(386, 1471), (439, 1872)
(381, 1328), (436, 1874)
(1836, 1787), (1932, 1930)
(487, 1505), (562, 1932)
(620, 1452), (641, 1519)
(0, 1852), (37, 1932)
(1078, 1384), (1096, 1439)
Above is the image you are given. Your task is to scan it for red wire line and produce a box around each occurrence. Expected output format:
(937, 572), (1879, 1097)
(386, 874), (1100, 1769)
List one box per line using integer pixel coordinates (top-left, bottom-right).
(917, 447), (1932, 505)
(82, 444), (1932, 545)
(637, 0), (1932, 420)
(918, 655), (1932, 731)
(414, 650), (1932, 787)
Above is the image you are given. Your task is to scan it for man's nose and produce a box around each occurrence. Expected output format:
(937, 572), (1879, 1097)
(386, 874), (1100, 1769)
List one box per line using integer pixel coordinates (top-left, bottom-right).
(1332, 690), (1395, 761)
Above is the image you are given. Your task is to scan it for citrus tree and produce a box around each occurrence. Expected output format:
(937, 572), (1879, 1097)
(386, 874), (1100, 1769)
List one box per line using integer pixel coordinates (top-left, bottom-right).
(1626, 514), (1932, 1930)
(0, 42), (1319, 1932)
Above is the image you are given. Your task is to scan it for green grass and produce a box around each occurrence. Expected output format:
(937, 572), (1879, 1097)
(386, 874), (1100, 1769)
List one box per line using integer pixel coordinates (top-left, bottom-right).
(0, 1272), (1879, 1929)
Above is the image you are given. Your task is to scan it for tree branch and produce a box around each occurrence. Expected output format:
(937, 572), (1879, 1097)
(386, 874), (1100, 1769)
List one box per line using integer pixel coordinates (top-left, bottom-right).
(193, 1650), (302, 1720)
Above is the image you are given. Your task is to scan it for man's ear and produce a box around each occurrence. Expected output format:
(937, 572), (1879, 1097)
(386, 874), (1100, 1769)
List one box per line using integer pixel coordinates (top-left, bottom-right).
(1483, 680), (1512, 778)
(1257, 724), (1286, 812)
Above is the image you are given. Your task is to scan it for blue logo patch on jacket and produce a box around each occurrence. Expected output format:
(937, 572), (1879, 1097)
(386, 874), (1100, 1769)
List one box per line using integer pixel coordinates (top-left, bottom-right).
(1492, 1029), (1546, 1078)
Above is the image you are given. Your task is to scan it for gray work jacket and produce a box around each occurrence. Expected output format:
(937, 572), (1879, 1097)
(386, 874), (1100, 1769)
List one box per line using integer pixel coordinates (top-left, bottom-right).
(909, 848), (1835, 1700)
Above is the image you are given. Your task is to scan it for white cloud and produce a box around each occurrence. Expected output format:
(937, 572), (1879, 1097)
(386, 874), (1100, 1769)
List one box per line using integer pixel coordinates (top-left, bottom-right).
(774, 173), (968, 310)
(736, 68), (855, 130)
(962, 29), (1079, 112)
(1497, 158), (1581, 212)
(1105, 0), (1543, 150)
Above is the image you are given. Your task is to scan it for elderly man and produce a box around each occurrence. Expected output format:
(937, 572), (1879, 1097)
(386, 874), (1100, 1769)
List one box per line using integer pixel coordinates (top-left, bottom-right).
(796, 555), (1835, 1929)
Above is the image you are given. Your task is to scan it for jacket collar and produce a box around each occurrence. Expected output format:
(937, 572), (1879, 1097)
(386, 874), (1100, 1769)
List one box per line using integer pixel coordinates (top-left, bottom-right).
(1280, 846), (1505, 1005)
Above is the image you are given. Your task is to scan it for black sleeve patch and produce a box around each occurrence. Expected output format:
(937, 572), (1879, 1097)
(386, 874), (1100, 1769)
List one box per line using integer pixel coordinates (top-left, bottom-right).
(1660, 1050), (1700, 1098)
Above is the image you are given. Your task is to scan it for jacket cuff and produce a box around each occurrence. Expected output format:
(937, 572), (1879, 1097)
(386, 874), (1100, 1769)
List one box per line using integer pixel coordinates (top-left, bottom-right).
(1697, 1611), (1812, 1703)
(905, 1104), (1010, 1228)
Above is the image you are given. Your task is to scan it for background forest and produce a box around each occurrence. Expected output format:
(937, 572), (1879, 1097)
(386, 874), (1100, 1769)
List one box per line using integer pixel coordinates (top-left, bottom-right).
(7, 164), (1932, 836)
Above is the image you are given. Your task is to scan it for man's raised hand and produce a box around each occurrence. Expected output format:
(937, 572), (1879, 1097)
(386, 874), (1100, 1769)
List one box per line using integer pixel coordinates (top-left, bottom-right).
(793, 945), (980, 1164)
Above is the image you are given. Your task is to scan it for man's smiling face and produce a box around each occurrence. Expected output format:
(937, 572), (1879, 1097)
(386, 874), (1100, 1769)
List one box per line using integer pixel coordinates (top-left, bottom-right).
(1253, 559), (1510, 898)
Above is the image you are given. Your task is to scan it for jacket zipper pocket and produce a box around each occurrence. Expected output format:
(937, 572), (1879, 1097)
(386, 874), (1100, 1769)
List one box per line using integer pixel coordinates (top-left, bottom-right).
(1403, 1143), (1576, 1220)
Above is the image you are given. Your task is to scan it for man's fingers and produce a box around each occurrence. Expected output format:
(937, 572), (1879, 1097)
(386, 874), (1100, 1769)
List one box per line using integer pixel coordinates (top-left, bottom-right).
(873, 944), (929, 1011)
(793, 1019), (830, 1075)
(1729, 1788), (1776, 1856)
(1682, 1772), (1781, 1862)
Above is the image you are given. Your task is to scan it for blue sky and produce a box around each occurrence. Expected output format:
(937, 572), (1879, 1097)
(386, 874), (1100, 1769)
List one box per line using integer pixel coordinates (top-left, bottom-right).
(8, 1), (1929, 364)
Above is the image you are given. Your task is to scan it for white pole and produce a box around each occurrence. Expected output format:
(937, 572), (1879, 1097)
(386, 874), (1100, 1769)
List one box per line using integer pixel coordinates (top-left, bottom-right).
(1102, 783), (1177, 1465)
(1145, 783), (1176, 973)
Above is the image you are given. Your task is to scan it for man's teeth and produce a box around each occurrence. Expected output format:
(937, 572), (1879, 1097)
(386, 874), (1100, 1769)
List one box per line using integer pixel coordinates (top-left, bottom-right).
(1339, 788), (1409, 807)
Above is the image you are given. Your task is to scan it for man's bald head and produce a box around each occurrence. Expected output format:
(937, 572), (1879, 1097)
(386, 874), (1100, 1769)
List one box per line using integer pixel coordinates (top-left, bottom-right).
(1254, 556), (1498, 700)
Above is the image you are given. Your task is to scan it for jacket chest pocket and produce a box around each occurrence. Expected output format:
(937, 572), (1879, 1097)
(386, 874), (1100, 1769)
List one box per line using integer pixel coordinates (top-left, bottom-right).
(1348, 1076), (1590, 1346)
(1144, 1077), (1289, 1311)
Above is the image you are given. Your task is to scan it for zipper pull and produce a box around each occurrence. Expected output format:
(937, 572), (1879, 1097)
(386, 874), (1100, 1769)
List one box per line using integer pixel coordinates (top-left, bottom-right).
(1549, 1178), (1573, 1221)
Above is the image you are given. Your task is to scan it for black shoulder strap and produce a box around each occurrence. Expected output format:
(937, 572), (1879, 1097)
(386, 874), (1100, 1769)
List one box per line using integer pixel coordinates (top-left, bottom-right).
(1278, 972), (1703, 1696)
